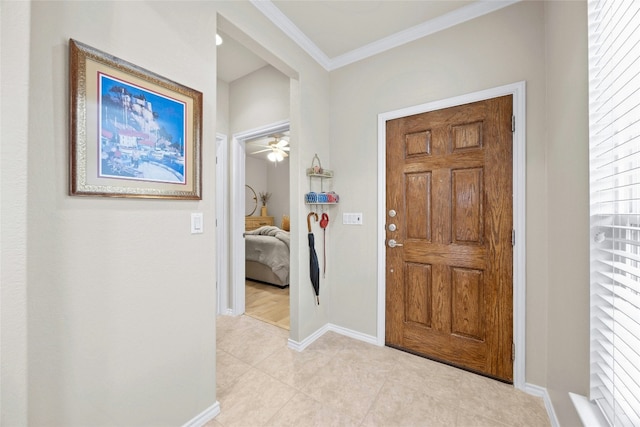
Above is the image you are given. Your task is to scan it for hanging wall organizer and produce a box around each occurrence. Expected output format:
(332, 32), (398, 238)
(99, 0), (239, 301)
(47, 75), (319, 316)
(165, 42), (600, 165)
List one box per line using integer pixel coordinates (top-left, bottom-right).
(305, 154), (339, 206)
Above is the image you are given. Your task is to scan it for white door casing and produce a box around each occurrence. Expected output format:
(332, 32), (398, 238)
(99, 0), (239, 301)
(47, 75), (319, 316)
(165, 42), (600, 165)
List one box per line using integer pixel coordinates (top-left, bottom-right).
(216, 133), (229, 315)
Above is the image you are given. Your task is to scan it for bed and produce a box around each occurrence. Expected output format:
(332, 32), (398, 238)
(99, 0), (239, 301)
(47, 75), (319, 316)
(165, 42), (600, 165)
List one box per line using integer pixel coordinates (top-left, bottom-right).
(245, 225), (290, 288)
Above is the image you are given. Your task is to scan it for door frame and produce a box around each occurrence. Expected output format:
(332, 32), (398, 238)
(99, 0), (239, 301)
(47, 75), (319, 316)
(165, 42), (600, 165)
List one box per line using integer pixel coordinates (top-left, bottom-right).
(230, 120), (290, 316)
(216, 133), (229, 315)
(376, 81), (526, 389)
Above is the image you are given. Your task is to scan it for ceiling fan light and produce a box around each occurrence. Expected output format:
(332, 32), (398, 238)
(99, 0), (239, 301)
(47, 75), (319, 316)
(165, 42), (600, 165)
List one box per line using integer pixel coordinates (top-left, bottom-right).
(216, 34), (223, 46)
(267, 152), (277, 162)
(275, 152), (284, 162)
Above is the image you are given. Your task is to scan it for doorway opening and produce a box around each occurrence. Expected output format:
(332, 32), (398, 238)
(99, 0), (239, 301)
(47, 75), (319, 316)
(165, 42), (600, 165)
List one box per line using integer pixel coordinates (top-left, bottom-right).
(216, 13), (299, 334)
(230, 121), (291, 319)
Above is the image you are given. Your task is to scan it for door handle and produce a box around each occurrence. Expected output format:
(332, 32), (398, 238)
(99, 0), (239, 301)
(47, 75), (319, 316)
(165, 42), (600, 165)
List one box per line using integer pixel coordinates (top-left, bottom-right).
(387, 239), (403, 248)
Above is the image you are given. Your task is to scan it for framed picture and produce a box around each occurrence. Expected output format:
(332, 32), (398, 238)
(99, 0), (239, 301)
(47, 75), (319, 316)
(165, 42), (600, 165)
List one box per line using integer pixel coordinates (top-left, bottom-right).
(69, 39), (202, 199)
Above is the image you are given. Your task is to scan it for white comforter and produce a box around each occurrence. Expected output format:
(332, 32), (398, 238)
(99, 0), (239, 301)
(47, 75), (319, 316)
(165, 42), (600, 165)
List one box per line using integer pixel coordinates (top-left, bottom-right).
(245, 226), (290, 283)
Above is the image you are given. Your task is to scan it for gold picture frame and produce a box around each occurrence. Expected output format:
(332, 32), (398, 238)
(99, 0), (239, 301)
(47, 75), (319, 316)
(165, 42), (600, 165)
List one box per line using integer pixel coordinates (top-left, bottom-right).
(69, 39), (202, 199)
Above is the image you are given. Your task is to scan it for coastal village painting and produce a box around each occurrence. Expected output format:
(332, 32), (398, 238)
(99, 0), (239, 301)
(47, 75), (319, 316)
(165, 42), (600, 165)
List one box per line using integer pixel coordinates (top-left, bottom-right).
(99, 73), (187, 184)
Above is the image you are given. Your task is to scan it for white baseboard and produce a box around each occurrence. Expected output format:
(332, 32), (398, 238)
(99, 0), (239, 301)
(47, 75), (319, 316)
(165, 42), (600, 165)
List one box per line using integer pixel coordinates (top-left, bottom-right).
(182, 401), (221, 427)
(287, 322), (378, 351)
(288, 324), (330, 351)
(327, 323), (379, 345)
(524, 383), (559, 427)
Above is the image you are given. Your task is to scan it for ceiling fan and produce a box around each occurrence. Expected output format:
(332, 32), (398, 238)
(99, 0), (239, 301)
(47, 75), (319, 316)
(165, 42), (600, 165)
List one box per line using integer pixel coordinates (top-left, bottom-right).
(250, 135), (290, 162)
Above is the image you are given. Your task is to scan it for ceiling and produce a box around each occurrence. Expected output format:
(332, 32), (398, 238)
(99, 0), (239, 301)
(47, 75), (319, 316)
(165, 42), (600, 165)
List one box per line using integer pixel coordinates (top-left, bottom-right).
(217, 0), (519, 82)
(270, 0), (475, 59)
(217, 0), (520, 159)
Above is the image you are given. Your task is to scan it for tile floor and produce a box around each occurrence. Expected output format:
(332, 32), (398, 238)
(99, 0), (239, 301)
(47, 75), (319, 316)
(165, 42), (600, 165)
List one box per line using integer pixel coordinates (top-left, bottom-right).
(209, 315), (550, 427)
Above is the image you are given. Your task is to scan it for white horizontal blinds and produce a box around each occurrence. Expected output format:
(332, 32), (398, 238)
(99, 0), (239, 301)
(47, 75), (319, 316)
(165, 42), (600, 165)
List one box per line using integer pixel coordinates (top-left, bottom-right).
(589, 0), (640, 426)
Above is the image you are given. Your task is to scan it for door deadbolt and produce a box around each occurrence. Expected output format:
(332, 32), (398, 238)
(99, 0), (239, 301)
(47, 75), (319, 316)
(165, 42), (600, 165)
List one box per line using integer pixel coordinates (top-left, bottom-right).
(388, 209), (397, 217)
(388, 224), (397, 232)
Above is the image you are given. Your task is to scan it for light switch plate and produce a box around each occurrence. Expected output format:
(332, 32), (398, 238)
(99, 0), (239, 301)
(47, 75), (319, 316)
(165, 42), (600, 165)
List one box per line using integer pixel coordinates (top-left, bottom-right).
(191, 212), (203, 234)
(343, 213), (363, 225)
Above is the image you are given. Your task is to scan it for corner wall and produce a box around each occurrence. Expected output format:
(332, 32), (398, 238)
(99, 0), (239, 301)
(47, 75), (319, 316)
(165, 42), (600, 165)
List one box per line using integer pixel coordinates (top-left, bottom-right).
(1, 1), (30, 424)
(544, 2), (589, 425)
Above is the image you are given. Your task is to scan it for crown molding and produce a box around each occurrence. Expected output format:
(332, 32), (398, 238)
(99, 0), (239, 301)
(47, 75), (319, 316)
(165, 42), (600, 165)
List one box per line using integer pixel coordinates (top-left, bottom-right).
(251, 0), (521, 71)
(330, 0), (521, 70)
(250, 0), (332, 70)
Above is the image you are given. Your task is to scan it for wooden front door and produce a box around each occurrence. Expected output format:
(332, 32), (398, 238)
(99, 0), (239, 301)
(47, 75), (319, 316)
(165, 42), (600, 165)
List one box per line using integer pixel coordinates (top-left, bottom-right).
(385, 95), (513, 382)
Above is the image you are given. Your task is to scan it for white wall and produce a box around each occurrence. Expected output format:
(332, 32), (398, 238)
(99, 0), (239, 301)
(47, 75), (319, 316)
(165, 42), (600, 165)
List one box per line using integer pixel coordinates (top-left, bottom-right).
(217, 79), (230, 136)
(245, 156), (290, 226)
(229, 65), (290, 135)
(1, 1), (30, 425)
(246, 156), (268, 214)
(25, 2), (218, 425)
(267, 158), (290, 228)
(544, 1), (589, 424)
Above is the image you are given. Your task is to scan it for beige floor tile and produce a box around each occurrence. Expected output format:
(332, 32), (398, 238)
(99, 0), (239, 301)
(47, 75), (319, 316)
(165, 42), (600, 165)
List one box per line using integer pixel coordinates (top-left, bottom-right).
(455, 410), (512, 427)
(216, 367), (296, 427)
(214, 315), (551, 427)
(333, 342), (410, 377)
(216, 315), (258, 345)
(218, 322), (287, 366)
(256, 346), (335, 390)
(457, 373), (550, 427)
(298, 356), (387, 422)
(202, 418), (225, 427)
(216, 314), (242, 332)
(241, 312), (290, 337)
(216, 349), (251, 389)
(362, 380), (459, 427)
(265, 392), (361, 427)
(387, 351), (463, 401)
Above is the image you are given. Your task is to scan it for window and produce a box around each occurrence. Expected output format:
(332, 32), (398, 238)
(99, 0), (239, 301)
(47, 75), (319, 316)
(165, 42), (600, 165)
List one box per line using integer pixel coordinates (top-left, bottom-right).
(589, 0), (640, 426)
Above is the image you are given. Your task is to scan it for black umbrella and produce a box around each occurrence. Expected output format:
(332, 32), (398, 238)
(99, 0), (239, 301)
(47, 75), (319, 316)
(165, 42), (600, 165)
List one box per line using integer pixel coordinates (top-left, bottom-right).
(307, 212), (320, 305)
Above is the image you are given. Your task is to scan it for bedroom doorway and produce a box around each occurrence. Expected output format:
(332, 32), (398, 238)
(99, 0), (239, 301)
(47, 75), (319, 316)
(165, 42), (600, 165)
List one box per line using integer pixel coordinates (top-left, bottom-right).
(230, 121), (290, 327)
(217, 14), (299, 335)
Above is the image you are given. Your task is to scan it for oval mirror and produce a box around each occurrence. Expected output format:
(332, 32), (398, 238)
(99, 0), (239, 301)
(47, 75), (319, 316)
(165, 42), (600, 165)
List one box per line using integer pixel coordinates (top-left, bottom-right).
(245, 185), (257, 216)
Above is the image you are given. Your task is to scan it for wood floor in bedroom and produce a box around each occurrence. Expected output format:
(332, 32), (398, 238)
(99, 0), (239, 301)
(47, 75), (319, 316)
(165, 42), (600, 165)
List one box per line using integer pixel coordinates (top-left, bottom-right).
(245, 280), (290, 330)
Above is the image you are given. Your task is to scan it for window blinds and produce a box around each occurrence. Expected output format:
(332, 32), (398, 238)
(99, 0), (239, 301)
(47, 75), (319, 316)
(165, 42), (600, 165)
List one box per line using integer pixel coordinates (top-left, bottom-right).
(589, 0), (640, 426)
